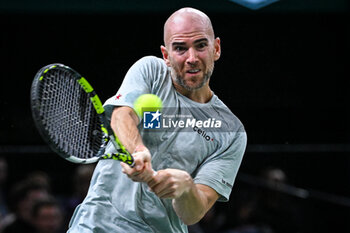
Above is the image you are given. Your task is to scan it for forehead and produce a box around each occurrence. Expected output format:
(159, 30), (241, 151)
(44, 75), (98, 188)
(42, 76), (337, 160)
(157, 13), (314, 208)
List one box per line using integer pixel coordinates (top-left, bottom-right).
(165, 14), (213, 45)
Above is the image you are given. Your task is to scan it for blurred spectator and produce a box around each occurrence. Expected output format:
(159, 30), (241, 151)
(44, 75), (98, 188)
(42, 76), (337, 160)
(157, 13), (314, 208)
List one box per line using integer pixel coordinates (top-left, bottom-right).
(26, 171), (51, 193)
(189, 205), (226, 233)
(1, 179), (49, 233)
(0, 157), (8, 225)
(225, 167), (303, 233)
(64, 164), (95, 220)
(31, 198), (63, 233)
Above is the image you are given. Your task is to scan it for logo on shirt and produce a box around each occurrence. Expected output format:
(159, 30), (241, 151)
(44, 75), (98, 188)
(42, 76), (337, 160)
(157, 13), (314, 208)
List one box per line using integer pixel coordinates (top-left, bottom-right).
(143, 110), (162, 129)
(222, 179), (233, 188)
(193, 126), (214, 141)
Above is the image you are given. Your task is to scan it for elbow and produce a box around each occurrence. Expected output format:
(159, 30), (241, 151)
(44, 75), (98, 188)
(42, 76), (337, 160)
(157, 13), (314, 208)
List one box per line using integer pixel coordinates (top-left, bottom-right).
(182, 219), (200, 226)
(111, 106), (138, 125)
(181, 211), (206, 226)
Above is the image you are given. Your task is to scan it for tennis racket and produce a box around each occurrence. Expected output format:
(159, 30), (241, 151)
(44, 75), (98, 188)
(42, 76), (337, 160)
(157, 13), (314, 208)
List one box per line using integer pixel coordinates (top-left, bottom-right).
(30, 63), (134, 165)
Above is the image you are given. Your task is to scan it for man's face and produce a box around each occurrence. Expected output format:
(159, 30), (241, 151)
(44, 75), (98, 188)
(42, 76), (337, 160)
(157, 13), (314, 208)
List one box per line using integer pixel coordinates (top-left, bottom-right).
(34, 205), (62, 233)
(18, 189), (49, 222)
(162, 16), (220, 91)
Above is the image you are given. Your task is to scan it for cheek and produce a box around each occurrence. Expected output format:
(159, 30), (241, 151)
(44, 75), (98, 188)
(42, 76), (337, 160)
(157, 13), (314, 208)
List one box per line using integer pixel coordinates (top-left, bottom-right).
(208, 51), (217, 65)
(169, 56), (184, 71)
(165, 58), (171, 67)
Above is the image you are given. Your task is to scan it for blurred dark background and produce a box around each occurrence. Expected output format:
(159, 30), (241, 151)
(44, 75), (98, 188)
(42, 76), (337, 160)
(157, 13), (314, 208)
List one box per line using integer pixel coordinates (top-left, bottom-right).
(0, 0), (349, 233)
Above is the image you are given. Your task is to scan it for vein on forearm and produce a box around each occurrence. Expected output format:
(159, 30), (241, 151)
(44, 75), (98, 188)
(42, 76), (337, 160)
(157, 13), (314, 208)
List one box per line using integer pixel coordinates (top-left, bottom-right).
(111, 106), (143, 153)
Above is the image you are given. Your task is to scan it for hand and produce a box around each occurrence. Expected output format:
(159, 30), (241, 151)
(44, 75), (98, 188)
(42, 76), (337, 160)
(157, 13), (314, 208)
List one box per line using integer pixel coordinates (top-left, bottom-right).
(147, 169), (193, 199)
(120, 147), (155, 183)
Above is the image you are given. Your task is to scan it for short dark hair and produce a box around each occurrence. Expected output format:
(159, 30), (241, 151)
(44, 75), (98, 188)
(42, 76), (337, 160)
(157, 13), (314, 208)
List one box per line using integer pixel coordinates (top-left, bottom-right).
(8, 180), (48, 212)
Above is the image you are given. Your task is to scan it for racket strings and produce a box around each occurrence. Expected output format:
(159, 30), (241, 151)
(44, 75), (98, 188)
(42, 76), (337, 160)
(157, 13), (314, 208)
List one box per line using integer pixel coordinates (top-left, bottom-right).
(38, 68), (104, 159)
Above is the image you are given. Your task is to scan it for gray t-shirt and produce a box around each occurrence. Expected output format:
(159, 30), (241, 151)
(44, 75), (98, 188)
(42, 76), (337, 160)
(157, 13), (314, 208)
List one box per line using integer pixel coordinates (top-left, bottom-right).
(67, 56), (247, 233)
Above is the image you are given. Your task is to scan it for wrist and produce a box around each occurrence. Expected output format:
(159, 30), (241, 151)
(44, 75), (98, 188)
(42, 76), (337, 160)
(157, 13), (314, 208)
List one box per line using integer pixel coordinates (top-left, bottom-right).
(183, 174), (194, 194)
(174, 170), (194, 199)
(134, 144), (147, 153)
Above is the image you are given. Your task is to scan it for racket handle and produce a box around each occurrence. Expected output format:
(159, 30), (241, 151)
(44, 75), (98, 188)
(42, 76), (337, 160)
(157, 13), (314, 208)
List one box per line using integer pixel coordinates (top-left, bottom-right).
(102, 152), (134, 166)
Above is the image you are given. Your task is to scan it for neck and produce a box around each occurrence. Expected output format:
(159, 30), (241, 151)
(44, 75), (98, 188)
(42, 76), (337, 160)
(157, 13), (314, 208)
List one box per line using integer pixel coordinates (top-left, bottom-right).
(173, 81), (213, 103)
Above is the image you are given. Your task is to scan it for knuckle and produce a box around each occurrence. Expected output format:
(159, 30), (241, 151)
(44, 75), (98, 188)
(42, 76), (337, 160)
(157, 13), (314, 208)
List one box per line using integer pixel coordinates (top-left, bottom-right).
(162, 170), (171, 178)
(168, 177), (176, 184)
(169, 187), (176, 194)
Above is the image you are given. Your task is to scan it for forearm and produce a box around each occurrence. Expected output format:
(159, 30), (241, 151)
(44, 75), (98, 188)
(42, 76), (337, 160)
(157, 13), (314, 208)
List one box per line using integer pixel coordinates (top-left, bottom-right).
(112, 106), (155, 182)
(172, 182), (218, 225)
(172, 184), (206, 225)
(111, 106), (143, 153)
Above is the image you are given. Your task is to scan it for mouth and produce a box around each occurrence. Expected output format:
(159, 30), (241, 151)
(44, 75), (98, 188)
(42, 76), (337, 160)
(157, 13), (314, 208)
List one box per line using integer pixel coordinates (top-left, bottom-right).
(186, 69), (201, 75)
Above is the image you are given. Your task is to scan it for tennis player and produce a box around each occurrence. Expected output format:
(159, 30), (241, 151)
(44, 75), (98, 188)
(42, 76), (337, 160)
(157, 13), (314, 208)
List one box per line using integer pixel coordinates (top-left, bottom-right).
(67, 7), (247, 233)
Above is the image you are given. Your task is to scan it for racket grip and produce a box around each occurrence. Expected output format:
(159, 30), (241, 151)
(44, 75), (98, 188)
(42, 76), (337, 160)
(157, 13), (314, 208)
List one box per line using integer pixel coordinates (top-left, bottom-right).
(103, 152), (134, 167)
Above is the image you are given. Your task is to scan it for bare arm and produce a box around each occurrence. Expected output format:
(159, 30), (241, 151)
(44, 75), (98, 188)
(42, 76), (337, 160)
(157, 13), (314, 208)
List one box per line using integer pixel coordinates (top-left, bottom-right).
(111, 106), (154, 181)
(172, 183), (219, 225)
(147, 169), (219, 225)
(111, 106), (142, 153)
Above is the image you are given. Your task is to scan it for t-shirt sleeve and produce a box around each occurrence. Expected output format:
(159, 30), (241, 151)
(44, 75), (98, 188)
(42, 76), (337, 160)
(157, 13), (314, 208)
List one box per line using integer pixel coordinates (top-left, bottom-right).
(193, 129), (247, 202)
(103, 56), (163, 120)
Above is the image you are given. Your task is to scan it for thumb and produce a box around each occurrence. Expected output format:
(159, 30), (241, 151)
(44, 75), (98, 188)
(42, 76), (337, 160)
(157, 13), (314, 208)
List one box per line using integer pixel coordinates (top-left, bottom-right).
(132, 151), (146, 171)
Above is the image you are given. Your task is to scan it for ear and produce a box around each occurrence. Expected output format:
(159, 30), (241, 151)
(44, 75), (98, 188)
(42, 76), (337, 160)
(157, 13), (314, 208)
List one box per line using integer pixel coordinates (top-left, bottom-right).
(160, 45), (171, 66)
(214, 37), (221, 61)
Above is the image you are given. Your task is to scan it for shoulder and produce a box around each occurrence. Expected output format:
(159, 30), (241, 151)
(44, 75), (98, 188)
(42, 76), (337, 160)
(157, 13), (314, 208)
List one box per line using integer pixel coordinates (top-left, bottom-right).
(135, 56), (167, 69)
(129, 56), (168, 81)
(134, 56), (171, 91)
(212, 96), (245, 134)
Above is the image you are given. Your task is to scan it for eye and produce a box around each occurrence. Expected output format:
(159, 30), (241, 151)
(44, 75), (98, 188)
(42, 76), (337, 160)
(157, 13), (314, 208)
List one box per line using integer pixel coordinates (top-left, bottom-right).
(174, 46), (186, 52)
(196, 42), (208, 50)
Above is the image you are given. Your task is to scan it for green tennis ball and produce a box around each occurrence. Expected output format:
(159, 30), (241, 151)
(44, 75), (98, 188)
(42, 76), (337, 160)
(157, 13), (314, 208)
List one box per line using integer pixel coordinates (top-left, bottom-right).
(133, 94), (163, 117)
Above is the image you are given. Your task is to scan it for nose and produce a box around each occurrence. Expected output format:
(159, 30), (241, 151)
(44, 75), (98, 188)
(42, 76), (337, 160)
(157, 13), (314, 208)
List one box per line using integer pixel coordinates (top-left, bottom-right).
(186, 48), (198, 66)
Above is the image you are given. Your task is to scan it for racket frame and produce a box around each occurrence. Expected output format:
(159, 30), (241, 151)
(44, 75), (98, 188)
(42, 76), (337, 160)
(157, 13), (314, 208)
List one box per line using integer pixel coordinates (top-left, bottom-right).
(31, 64), (134, 165)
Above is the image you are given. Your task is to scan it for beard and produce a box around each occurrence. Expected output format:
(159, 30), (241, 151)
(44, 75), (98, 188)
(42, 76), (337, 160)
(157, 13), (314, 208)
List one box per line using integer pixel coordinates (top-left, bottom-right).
(170, 63), (214, 91)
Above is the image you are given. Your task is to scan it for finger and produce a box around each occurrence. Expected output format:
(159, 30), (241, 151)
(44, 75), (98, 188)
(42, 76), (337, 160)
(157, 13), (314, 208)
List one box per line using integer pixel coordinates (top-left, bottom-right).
(122, 161), (156, 183)
(150, 178), (172, 195)
(158, 192), (176, 199)
(120, 162), (140, 176)
(147, 174), (160, 189)
(120, 162), (129, 174)
(125, 152), (146, 172)
(133, 151), (149, 171)
(144, 161), (157, 177)
(133, 156), (144, 172)
(155, 184), (179, 199)
(147, 169), (165, 188)
(133, 162), (154, 183)
(132, 172), (150, 182)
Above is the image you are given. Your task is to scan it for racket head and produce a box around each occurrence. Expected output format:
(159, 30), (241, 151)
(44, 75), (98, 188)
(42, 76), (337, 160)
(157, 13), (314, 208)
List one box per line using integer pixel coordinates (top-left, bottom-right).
(30, 64), (107, 163)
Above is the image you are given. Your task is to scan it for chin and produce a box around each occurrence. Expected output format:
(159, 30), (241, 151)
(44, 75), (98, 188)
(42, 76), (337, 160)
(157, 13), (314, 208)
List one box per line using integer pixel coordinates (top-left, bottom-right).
(171, 69), (209, 91)
(182, 81), (206, 91)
